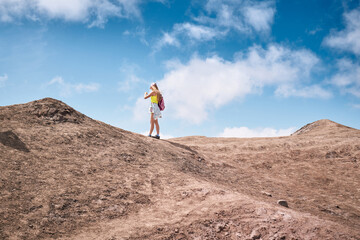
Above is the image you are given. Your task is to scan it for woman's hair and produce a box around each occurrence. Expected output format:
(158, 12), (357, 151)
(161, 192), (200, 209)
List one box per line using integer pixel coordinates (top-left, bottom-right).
(151, 83), (162, 101)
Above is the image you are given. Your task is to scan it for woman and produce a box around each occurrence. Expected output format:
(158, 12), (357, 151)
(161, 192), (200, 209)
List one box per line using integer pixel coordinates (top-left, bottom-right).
(144, 82), (162, 139)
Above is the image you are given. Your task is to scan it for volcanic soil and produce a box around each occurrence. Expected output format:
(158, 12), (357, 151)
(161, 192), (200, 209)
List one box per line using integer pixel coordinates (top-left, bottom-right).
(0, 98), (359, 240)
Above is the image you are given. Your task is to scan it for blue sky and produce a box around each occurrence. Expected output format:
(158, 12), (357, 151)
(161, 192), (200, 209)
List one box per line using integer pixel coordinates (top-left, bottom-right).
(0, 0), (359, 138)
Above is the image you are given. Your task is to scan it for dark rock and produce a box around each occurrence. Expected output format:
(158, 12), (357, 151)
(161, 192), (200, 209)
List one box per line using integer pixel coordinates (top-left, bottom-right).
(250, 229), (261, 239)
(277, 200), (289, 208)
(215, 222), (226, 232)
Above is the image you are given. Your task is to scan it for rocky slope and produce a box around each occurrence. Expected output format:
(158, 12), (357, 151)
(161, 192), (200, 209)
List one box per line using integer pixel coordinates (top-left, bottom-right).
(0, 98), (359, 239)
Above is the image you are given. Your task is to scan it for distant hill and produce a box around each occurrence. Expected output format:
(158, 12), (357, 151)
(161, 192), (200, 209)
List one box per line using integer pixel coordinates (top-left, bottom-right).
(291, 119), (357, 136)
(1, 98), (359, 239)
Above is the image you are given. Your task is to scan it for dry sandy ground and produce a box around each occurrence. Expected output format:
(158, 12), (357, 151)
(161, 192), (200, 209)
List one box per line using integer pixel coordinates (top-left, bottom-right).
(0, 98), (359, 240)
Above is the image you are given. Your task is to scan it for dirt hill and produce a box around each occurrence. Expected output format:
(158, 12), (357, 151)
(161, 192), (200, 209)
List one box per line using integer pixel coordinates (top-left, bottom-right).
(0, 98), (359, 240)
(291, 119), (356, 136)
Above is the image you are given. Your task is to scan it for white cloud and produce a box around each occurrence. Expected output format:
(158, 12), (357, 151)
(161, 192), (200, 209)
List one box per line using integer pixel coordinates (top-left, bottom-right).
(329, 58), (360, 97)
(323, 9), (360, 55)
(275, 84), (332, 99)
(151, 44), (324, 123)
(133, 97), (149, 121)
(155, 0), (275, 51)
(153, 32), (180, 52)
(118, 62), (143, 92)
(0, 0), (27, 22)
(0, 74), (8, 87)
(323, 9), (360, 99)
(219, 126), (296, 138)
(161, 32), (180, 46)
(307, 27), (322, 35)
(199, 0), (275, 33)
(174, 23), (221, 41)
(36, 0), (92, 21)
(118, 74), (141, 92)
(116, 0), (142, 18)
(122, 27), (149, 45)
(47, 76), (100, 97)
(0, 0), (152, 27)
(155, 23), (224, 51)
(352, 104), (360, 109)
(74, 83), (99, 92)
(243, 1), (275, 32)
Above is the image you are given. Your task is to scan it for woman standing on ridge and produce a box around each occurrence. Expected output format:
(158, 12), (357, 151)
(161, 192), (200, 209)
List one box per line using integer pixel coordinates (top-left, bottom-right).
(144, 82), (162, 139)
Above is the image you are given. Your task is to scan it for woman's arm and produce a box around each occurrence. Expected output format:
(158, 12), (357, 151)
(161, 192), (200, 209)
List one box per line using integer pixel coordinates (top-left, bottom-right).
(144, 91), (155, 99)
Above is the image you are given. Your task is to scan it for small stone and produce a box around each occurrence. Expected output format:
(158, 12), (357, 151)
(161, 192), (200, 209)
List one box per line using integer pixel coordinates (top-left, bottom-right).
(277, 200), (289, 208)
(250, 229), (261, 239)
(175, 228), (179, 233)
(215, 222), (226, 232)
(261, 191), (272, 197)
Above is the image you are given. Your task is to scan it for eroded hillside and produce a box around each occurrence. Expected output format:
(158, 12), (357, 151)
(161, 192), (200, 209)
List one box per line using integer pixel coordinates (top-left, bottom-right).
(0, 98), (359, 239)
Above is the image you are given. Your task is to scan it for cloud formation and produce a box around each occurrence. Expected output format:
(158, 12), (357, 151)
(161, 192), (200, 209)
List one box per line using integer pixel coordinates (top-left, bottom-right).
(0, 74), (8, 87)
(219, 126), (296, 138)
(353, 104), (360, 109)
(275, 84), (332, 99)
(243, 2), (275, 32)
(329, 58), (360, 98)
(323, 8), (360, 99)
(0, 0), (150, 27)
(47, 76), (100, 97)
(156, 0), (275, 50)
(174, 23), (222, 41)
(199, 0), (275, 33)
(323, 9), (360, 55)
(133, 96), (150, 122)
(155, 44), (328, 123)
(118, 62), (143, 92)
(155, 23), (226, 51)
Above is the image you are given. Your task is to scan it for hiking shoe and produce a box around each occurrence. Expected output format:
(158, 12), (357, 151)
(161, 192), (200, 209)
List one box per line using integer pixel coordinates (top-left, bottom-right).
(152, 135), (160, 139)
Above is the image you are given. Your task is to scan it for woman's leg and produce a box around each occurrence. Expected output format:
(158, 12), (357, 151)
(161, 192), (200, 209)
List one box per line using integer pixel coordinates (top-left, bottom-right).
(154, 119), (160, 135)
(149, 113), (155, 135)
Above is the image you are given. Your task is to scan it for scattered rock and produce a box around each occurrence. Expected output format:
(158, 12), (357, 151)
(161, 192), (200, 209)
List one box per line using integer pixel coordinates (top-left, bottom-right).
(216, 222), (226, 232)
(325, 151), (340, 159)
(262, 191), (272, 197)
(278, 200), (289, 208)
(250, 229), (261, 239)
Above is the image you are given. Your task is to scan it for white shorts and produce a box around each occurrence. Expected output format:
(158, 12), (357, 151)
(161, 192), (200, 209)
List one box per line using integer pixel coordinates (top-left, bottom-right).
(149, 102), (162, 120)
